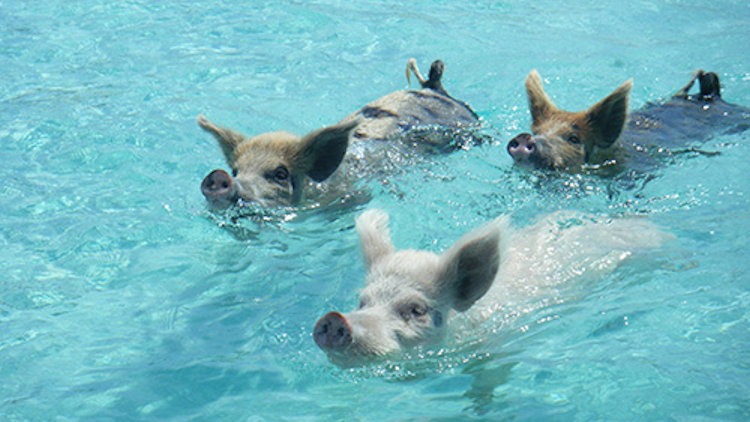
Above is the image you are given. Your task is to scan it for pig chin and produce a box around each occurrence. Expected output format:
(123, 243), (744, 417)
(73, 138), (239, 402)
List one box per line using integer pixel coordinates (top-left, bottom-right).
(321, 342), (399, 368)
(325, 323), (403, 367)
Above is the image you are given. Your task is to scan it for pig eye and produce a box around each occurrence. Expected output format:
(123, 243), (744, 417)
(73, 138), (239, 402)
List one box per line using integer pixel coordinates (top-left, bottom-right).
(411, 305), (426, 317)
(231, 168), (238, 177)
(265, 166), (290, 184)
(274, 166), (289, 180)
(567, 134), (581, 145)
(400, 303), (427, 321)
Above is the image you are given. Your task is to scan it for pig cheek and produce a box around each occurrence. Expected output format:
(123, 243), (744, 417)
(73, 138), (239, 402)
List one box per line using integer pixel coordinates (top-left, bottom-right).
(395, 318), (443, 348)
(233, 175), (288, 207)
(348, 313), (402, 357)
(235, 174), (295, 207)
(527, 137), (557, 169)
(539, 137), (580, 170)
(232, 173), (260, 202)
(265, 183), (295, 206)
(559, 145), (586, 169)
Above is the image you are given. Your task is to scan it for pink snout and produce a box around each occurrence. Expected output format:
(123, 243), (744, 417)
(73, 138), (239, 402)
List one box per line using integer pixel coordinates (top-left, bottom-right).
(507, 133), (537, 161)
(201, 169), (237, 209)
(314, 312), (352, 351)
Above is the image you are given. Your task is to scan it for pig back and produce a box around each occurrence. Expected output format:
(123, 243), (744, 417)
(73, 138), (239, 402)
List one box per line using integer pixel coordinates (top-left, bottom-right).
(339, 89), (479, 143)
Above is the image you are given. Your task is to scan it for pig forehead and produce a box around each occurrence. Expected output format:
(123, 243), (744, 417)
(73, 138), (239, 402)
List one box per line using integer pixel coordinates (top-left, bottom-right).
(234, 131), (300, 158)
(364, 251), (442, 293)
(534, 116), (573, 134)
(360, 281), (428, 305)
(250, 131), (300, 145)
(234, 144), (294, 169)
(382, 250), (441, 278)
(534, 111), (588, 133)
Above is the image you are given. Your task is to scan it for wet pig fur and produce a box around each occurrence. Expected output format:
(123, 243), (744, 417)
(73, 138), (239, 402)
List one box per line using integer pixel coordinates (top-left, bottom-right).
(198, 58), (478, 209)
(507, 69), (750, 173)
(314, 209), (670, 367)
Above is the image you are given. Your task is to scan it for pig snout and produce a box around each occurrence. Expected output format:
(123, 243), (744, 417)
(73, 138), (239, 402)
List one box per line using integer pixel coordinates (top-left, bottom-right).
(314, 312), (352, 351)
(507, 133), (537, 162)
(201, 169), (237, 209)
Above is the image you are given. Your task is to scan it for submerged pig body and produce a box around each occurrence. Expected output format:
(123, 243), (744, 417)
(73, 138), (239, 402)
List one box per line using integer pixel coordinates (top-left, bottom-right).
(508, 70), (750, 173)
(198, 59), (478, 209)
(314, 209), (669, 367)
(339, 58), (477, 143)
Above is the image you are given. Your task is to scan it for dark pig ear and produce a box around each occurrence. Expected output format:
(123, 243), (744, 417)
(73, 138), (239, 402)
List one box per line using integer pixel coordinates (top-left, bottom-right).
(526, 70), (558, 127)
(296, 120), (357, 182)
(438, 222), (501, 312)
(197, 115), (247, 166)
(586, 79), (632, 149)
(698, 71), (721, 98)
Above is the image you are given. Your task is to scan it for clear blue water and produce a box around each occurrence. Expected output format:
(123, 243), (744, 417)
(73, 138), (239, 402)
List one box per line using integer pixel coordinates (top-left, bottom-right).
(2, 0), (749, 420)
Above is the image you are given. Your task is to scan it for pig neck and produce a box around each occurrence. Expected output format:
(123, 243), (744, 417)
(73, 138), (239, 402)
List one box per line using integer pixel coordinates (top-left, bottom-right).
(454, 212), (665, 327)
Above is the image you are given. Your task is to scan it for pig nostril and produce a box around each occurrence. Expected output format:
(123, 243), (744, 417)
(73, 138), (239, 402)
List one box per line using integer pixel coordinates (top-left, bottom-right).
(526, 143), (535, 152)
(315, 312), (351, 350)
(508, 140), (519, 150)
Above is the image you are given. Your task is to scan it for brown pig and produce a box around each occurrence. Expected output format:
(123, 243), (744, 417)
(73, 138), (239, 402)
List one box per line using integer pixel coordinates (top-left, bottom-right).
(508, 69), (749, 173)
(199, 58), (478, 209)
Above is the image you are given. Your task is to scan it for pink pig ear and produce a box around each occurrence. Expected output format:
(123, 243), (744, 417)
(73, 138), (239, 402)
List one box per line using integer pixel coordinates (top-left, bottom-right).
(196, 115), (246, 166)
(438, 221), (501, 312)
(356, 209), (395, 270)
(525, 70), (559, 127)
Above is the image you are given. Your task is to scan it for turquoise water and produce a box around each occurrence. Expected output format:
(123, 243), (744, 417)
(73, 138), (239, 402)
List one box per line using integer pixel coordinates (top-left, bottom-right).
(2, 0), (749, 420)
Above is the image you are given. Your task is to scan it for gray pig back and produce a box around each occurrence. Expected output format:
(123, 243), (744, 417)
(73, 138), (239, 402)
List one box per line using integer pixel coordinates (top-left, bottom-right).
(338, 89), (478, 142)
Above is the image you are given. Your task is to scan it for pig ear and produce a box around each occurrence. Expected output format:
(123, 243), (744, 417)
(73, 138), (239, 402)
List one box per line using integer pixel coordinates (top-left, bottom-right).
(197, 115), (246, 166)
(438, 222), (501, 312)
(296, 120), (357, 182)
(526, 70), (558, 126)
(586, 79), (632, 149)
(356, 209), (395, 270)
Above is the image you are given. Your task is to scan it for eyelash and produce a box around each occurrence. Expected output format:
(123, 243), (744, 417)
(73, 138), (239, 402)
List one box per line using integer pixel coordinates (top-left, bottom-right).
(567, 134), (581, 144)
(265, 165), (289, 184)
(400, 304), (427, 321)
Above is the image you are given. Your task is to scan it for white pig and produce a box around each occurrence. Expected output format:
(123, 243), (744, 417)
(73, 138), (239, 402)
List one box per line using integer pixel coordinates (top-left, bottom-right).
(314, 209), (670, 367)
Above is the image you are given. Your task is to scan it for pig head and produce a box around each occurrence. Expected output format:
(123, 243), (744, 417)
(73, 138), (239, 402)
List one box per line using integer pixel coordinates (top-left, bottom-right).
(198, 115), (357, 208)
(507, 70), (632, 170)
(314, 209), (501, 367)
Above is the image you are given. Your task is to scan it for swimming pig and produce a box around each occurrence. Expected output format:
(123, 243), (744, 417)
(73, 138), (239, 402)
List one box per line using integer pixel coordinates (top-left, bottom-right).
(199, 58), (478, 209)
(507, 69), (750, 172)
(337, 58), (478, 141)
(314, 209), (669, 367)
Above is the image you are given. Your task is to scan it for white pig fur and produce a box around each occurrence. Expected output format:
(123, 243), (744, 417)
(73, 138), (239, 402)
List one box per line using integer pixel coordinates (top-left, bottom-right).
(314, 209), (671, 367)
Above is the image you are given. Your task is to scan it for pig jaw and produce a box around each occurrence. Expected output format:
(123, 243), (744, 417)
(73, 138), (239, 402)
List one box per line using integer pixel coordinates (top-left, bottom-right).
(314, 309), (404, 368)
(314, 261), (452, 367)
(314, 209), (502, 367)
(514, 134), (586, 171)
(314, 300), (450, 368)
(508, 117), (587, 171)
(200, 168), (297, 209)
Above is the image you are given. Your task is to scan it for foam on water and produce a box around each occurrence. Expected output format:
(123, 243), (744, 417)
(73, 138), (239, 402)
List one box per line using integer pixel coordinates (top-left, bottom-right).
(1, 0), (749, 420)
